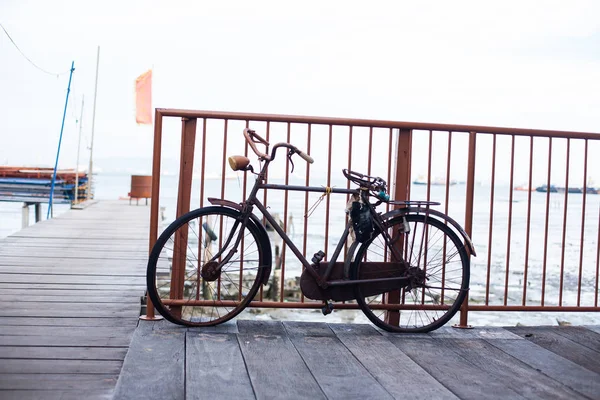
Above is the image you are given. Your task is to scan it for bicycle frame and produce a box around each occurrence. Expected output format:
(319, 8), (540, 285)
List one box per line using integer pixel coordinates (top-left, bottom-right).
(210, 141), (409, 290)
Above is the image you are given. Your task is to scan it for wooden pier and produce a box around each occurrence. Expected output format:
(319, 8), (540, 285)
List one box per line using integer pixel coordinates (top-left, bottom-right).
(0, 200), (149, 400)
(1, 200), (599, 399)
(114, 320), (600, 400)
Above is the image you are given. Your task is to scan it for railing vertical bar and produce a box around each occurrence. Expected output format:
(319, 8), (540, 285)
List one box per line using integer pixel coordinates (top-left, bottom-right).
(559, 138), (570, 306)
(522, 136), (534, 305)
(440, 131), (453, 305)
(259, 121), (271, 302)
(301, 124), (312, 303)
(343, 126), (354, 260)
(367, 127), (373, 176)
(239, 120), (250, 302)
(456, 131), (476, 328)
(196, 118), (208, 301)
(596, 205), (600, 307)
(577, 139), (588, 306)
(427, 130), (432, 202)
(444, 132), (452, 217)
(386, 128), (393, 214)
(216, 119), (229, 299)
(143, 109), (164, 320)
(324, 125), (333, 260)
(279, 122), (292, 302)
(485, 134), (497, 305)
(199, 119), (207, 208)
(504, 135), (515, 306)
(541, 137), (553, 306)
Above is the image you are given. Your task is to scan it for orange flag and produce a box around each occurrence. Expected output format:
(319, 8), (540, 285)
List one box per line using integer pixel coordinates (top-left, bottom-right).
(135, 69), (152, 124)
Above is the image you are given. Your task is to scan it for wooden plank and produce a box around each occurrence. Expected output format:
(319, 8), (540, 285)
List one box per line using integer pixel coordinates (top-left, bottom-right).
(0, 274), (145, 284)
(506, 326), (600, 374)
(0, 335), (131, 347)
(586, 325), (600, 335)
(0, 308), (139, 318)
(443, 338), (587, 399)
(0, 316), (138, 327)
(113, 321), (185, 400)
(550, 326), (600, 353)
(0, 390), (114, 400)
(0, 346), (127, 360)
(486, 338), (600, 399)
(236, 321), (325, 400)
(388, 337), (526, 399)
(0, 325), (134, 337)
(330, 323), (459, 399)
(0, 288), (142, 297)
(0, 373), (118, 390)
(0, 295), (141, 303)
(186, 331), (255, 400)
(0, 268), (146, 277)
(284, 321), (393, 400)
(0, 283), (146, 290)
(0, 359), (123, 374)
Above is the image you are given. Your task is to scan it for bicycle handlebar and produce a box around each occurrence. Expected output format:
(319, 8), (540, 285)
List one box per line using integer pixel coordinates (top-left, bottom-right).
(243, 128), (314, 164)
(297, 149), (314, 164)
(243, 128), (271, 161)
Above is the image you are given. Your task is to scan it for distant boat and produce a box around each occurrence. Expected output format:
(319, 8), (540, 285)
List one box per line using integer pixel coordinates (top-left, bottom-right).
(535, 185), (558, 193)
(514, 184), (531, 191)
(413, 175), (457, 186)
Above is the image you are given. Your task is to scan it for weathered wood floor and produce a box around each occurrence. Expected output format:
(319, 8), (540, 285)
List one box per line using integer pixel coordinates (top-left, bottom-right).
(115, 320), (600, 400)
(0, 200), (149, 400)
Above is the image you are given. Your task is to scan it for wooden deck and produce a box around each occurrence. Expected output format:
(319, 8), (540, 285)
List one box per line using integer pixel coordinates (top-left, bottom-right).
(2, 200), (600, 400)
(114, 320), (600, 400)
(0, 200), (149, 400)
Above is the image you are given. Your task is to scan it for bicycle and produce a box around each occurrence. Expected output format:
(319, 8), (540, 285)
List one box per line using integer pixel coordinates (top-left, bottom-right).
(146, 128), (476, 333)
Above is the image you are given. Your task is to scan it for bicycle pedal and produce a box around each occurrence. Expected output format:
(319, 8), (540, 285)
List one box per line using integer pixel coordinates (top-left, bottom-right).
(312, 250), (325, 264)
(321, 301), (334, 316)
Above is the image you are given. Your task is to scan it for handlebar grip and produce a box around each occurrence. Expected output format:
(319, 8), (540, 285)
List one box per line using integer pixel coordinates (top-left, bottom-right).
(297, 150), (314, 164)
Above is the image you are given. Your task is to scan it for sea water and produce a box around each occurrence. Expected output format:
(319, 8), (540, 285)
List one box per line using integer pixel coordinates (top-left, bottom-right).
(2, 172), (599, 327)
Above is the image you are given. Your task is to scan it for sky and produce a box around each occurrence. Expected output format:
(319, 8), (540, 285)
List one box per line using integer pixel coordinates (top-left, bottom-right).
(1, 0), (599, 181)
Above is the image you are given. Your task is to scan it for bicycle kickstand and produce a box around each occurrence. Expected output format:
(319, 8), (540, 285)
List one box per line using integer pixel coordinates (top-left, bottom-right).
(321, 301), (334, 316)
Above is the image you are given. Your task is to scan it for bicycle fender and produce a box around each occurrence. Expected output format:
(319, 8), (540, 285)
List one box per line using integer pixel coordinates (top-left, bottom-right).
(381, 207), (477, 257)
(207, 199), (273, 284)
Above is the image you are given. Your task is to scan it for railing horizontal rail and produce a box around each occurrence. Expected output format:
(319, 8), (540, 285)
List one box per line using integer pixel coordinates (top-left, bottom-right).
(157, 108), (600, 139)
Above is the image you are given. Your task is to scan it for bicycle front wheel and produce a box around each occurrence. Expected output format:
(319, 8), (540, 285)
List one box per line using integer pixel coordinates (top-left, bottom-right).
(352, 214), (470, 333)
(146, 206), (270, 326)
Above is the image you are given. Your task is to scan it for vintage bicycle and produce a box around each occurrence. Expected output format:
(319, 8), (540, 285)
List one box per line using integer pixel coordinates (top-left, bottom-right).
(146, 128), (476, 333)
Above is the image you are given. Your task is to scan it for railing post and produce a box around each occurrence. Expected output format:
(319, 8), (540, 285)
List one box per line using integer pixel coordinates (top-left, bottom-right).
(454, 130), (476, 329)
(141, 109), (164, 321)
(387, 128), (412, 325)
(169, 117), (198, 319)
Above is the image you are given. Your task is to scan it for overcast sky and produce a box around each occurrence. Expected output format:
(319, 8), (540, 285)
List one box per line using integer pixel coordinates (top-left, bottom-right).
(1, 0), (599, 181)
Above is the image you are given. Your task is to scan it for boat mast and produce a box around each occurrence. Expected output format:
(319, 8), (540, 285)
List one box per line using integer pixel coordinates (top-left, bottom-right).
(88, 45), (100, 200)
(74, 95), (84, 204)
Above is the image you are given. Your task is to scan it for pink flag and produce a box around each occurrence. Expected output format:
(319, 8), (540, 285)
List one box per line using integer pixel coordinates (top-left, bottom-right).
(135, 69), (152, 124)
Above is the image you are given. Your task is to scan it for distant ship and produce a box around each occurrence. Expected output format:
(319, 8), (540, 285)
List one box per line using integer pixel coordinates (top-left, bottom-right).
(413, 175), (457, 186)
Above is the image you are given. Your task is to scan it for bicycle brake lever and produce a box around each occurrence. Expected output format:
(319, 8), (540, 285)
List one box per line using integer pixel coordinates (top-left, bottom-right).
(288, 149), (295, 173)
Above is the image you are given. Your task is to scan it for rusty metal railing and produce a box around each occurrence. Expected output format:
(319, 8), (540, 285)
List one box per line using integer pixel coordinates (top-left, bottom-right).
(143, 109), (600, 325)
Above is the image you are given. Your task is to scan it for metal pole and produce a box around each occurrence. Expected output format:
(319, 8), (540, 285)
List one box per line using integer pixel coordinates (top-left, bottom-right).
(47, 61), (75, 219)
(74, 95), (84, 205)
(88, 46), (100, 201)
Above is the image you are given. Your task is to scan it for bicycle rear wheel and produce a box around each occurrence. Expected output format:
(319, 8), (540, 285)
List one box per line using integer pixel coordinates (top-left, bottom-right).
(352, 214), (469, 333)
(146, 206), (270, 326)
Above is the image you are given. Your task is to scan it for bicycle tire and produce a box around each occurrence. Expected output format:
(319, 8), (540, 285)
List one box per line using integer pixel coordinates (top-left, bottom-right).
(146, 206), (270, 326)
(351, 214), (470, 333)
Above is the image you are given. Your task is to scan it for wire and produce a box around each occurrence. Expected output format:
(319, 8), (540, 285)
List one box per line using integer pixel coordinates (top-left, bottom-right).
(0, 22), (71, 77)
